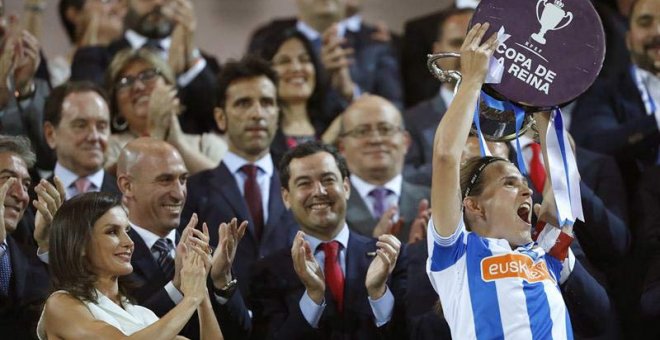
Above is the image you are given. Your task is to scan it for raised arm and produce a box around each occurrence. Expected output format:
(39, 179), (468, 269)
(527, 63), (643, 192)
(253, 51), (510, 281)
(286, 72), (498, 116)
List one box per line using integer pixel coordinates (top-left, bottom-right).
(431, 23), (498, 237)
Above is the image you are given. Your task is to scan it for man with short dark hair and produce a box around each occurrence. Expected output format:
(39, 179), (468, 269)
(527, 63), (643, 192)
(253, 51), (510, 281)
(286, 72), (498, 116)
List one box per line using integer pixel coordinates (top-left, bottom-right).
(182, 56), (299, 308)
(250, 141), (407, 339)
(43, 81), (119, 199)
(404, 8), (474, 187)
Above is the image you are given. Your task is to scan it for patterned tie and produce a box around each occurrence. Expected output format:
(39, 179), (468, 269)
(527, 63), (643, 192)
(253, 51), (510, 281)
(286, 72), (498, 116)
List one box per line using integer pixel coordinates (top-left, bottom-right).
(321, 241), (344, 313)
(241, 165), (264, 241)
(0, 243), (12, 296)
(74, 177), (92, 196)
(529, 143), (546, 192)
(152, 238), (175, 279)
(369, 187), (390, 218)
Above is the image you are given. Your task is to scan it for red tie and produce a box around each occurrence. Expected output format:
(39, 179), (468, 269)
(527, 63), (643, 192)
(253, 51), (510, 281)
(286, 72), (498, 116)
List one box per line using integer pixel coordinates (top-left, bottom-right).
(321, 241), (344, 313)
(529, 143), (546, 192)
(240, 165), (264, 241)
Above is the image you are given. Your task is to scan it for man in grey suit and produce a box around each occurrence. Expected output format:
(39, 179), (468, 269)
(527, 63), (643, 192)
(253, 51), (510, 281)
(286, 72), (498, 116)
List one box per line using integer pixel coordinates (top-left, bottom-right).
(338, 95), (430, 244)
(403, 8), (473, 187)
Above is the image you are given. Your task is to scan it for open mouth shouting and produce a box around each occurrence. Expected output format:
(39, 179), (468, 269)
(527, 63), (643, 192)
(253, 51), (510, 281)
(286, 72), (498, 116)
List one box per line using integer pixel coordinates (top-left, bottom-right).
(517, 202), (532, 225)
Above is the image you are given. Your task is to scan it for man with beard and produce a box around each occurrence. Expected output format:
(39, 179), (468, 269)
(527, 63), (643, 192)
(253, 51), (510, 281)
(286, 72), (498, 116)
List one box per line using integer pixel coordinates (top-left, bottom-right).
(43, 81), (120, 199)
(181, 56), (299, 310)
(570, 0), (660, 193)
(70, 0), (221, 135)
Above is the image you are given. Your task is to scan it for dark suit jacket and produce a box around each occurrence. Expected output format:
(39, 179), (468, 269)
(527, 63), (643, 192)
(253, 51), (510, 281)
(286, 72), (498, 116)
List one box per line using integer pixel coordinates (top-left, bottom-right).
(0, 79), (55, 171)
(0, 235), (50, 340)
(181, 161), (299, 305)
(249, 230), (408, 340)
(402, 9), (448, 108)
(70, 36), (221, 135)
(126, 229), (251, 340)
(403, 94), (446, 187)
(247, 18), (404, 110)
(346, 178), (430, 243)
(570, 69), (659, 193)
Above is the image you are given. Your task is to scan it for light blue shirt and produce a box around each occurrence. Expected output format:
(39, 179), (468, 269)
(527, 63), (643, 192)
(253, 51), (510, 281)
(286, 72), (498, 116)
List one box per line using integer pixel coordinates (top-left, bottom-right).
(54, 162), (105, 200)
(298, 224), (395, 328)
(222, 151), (274, 223)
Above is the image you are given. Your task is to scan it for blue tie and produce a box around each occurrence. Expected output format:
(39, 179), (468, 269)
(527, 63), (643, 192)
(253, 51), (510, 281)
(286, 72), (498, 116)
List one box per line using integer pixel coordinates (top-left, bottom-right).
(152, 238), (175, 279)
(0, 243), (12, 296)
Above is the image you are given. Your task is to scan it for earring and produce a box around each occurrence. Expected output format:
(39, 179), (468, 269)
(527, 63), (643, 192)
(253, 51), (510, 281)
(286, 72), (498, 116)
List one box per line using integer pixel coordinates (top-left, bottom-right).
(112, 115), (128, 131)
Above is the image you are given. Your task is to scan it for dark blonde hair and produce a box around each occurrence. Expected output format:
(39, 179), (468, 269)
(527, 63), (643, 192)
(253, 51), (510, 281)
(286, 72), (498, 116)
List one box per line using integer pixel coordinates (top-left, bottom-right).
(49, 192), (126, 302)
(105, 48), (176, 131)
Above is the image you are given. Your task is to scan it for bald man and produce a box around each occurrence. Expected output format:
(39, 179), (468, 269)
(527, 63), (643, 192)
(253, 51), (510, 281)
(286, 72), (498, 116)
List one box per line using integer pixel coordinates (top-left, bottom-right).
(116, 138), (251, 339)
(338, 95), (430, 244)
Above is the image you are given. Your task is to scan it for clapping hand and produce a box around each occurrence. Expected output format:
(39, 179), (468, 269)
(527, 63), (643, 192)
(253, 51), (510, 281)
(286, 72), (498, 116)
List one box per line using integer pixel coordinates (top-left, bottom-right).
(321, 24), (356, 101)
(147, 81), (180, 140)
(163, 0), (198, 74)
(407, 199), (430, 244)
(372, 205), (398, 238)
(210, 218), (247, 290)
(32, 177), (66, 251)
(291, 231), (325, 305)
(365, 234), (400, 299)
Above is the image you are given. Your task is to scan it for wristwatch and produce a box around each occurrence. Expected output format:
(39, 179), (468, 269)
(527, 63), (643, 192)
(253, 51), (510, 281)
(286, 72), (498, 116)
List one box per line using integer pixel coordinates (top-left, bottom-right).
(212, 278), (238, 299)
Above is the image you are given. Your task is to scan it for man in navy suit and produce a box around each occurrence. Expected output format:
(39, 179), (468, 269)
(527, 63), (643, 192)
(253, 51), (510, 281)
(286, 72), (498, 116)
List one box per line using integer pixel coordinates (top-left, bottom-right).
(247, 0), (403, 111)
(70, 0), (220, 134)
(43, 82), (120, 199)
(337, 94), (431, 244)
(570, 0), (660, 194)
(249, 142), (407, 339)
(403, 8), (473, 187)
(116, 137), (251, 339)
(0, 136), (50, 339)
(181, 57), (299, 307)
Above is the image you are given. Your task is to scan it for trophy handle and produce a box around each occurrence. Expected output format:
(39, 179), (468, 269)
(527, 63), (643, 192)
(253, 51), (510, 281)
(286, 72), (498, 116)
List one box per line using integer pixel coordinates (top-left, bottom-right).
(427, 52), (462, 85)
(535, 0), (546, 22)
(553, 12), (573, 31)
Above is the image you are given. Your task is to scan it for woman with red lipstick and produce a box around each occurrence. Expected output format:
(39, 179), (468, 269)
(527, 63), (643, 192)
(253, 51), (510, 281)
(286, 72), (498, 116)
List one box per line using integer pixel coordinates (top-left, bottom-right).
(260, 29), (343, 159)
(37, 192), (223, 339)
(104, 48), (227, 175)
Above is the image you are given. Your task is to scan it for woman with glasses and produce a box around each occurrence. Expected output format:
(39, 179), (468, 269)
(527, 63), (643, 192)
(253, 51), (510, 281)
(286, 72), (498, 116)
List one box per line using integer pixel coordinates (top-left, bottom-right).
(104, 48), (227, 174)
(259, 29), (343, 159)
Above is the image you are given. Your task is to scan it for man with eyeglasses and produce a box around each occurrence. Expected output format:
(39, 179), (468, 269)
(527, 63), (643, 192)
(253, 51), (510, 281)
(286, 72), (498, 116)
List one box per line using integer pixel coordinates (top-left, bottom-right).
(43, 81), (120, 200)
(337, 94), (431, 244)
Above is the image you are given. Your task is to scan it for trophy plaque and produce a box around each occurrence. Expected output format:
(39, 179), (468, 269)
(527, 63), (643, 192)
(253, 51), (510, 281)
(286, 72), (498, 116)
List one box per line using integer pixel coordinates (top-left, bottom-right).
(472, 0), (605, 108)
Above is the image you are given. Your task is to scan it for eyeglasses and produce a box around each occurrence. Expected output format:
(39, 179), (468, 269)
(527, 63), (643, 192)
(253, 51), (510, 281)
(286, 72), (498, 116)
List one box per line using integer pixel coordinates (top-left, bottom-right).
(115, 69), (160, 92)
(340, 123), (403, 139)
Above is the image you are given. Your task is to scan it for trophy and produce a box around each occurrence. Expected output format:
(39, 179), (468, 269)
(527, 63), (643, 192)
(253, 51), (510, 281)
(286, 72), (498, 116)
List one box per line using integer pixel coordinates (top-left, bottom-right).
(531, 0), (573, 45)
(427, 0), (605, 142)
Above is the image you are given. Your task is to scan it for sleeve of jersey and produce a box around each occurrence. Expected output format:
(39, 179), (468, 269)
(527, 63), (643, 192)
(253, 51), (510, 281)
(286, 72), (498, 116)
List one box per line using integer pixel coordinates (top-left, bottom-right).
(426, 217), (468, 272)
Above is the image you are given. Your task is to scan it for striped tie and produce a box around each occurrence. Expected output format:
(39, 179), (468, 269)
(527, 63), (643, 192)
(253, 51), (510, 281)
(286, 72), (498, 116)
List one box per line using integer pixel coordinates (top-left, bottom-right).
(152, 238), (175, 279)
(0, 243), (11, 296)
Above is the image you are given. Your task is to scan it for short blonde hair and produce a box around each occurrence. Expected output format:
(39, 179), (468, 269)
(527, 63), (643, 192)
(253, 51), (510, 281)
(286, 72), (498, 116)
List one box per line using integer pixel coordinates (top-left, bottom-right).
(105, 48), (176, 128)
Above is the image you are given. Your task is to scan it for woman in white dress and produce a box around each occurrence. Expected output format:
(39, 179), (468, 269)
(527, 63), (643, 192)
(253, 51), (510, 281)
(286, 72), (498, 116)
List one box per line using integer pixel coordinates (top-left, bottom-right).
(38, 192), (223, 339)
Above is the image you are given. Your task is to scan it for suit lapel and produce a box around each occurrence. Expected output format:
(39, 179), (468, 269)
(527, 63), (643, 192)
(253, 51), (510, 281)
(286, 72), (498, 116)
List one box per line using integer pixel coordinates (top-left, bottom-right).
(209, 163), (253, 230)
(261, 171), (285, 244)
(346, 189), (377, 237)
(7, 237), (27, 299)
(128, 229), (166, 282)
(343, 232), (372, 319)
